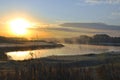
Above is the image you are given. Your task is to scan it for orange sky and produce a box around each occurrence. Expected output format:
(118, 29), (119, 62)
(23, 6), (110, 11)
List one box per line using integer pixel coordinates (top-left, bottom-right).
(0, 14), (119, 39)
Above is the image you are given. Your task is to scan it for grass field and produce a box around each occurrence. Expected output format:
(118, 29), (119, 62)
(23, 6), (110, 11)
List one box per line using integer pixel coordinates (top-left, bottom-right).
(0, 51), (120, 80)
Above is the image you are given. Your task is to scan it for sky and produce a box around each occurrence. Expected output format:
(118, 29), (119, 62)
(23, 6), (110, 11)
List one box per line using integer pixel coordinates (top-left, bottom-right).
(0, 0), (120, 38)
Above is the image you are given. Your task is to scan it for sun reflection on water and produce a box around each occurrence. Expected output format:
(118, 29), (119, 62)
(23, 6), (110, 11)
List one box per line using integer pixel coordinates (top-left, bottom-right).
(7, 51), (32, 60)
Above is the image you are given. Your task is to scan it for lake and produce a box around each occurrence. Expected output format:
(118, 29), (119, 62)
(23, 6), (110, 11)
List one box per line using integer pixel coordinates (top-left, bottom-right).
(6, 44), (120, 60)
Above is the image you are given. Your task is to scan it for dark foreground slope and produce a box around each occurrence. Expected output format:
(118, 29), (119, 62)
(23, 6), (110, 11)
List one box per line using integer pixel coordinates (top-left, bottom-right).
(0, 52), (120, 80)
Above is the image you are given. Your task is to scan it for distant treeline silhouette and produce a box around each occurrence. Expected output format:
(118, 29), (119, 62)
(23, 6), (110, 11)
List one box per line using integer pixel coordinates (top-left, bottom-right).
(0, 36), (27, 43)
(0, 34), (120, 46)
(63, 34), (120, 46)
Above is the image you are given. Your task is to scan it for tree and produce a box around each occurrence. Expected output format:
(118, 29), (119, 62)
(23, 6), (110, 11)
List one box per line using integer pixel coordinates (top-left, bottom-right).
(92, 34), (111, 43)
(77, 35), (92, 44)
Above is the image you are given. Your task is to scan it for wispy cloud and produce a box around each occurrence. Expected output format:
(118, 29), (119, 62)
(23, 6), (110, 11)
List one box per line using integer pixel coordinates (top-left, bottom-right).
(107, 11), (120, 20)
(85, 0), (120, 4)
(60, 23), (120, 30)
(112, 12), (120, 16)
(85, 0), (100, 4)
(28, 22), (120, 37)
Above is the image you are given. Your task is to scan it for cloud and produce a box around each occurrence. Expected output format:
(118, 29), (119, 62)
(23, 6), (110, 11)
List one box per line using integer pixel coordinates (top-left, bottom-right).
(28, 22), (120, 37)
(112, 12), (120, 16)
(28, 23), (120, 37)
(85, 0), (100, 4)
(85, 0), (120, 4)
(106, 11), (120, 20)
(60, 23), (120, 30)
(46, 28), (80, 32)
(28, 27), (80, 32)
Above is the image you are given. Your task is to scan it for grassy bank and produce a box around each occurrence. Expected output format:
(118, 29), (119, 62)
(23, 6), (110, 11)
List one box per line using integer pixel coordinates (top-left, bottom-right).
(0, 43), (64, 52)
(0, 51), (120, 80)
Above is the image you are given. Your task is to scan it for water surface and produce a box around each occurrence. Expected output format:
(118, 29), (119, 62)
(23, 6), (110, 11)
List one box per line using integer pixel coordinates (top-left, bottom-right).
(6, 44), (120, 60)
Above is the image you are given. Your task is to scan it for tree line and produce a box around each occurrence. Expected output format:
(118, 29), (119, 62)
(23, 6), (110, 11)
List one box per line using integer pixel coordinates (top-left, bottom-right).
(64, 34), (120, 46)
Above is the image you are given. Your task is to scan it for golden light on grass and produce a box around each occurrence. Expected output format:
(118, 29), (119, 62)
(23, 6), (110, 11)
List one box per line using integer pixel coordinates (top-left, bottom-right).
(9, 18), (31, 35)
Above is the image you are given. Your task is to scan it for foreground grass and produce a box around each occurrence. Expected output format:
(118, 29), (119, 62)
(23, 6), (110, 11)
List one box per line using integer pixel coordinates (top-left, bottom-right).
(0, 51), (120, 80)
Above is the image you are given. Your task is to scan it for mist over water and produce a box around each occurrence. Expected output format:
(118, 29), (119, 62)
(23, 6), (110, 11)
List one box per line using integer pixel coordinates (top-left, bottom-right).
(6, 44), (120, 60)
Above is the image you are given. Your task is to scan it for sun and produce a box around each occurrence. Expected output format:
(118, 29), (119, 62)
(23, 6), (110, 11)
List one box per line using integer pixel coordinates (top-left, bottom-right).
(9, 18), (31, 35)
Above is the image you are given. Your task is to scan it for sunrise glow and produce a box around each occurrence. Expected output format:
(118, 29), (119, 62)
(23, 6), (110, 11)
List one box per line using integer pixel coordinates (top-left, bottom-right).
(9, 18), (31, 35)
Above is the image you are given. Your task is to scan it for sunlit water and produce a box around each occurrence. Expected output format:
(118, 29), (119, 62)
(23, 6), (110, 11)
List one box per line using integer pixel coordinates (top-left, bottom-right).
(6, 44), (120, 60)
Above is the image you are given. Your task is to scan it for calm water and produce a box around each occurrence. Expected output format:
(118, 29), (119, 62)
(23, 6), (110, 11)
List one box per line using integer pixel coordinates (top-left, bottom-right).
(6, 44), (120, 60)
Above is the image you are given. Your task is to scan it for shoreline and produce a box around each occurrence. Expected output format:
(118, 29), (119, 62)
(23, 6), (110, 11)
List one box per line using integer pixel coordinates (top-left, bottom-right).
(0, 42), (64, 60)
(0, 43), (64, 52)
(0, 51), (120, 70)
